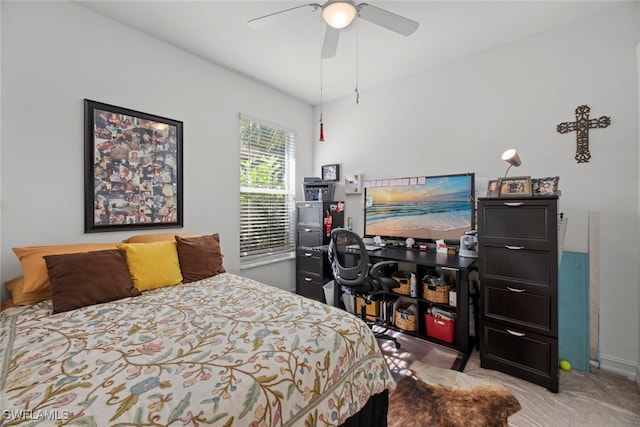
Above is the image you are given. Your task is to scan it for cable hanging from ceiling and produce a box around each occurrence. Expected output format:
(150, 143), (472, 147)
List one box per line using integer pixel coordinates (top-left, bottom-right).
(248, 1), (420, 120)
(319, 10), (325, 142)
(354, 13), (359, 105)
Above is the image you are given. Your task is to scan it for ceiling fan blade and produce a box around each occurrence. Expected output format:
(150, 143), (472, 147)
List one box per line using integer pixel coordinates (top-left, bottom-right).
(248, 3), (321, 29)
(322, 26), (340, 58)
(357, 3), (419, 36)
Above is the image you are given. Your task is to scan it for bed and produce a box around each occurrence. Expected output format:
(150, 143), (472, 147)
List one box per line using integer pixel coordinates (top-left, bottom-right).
(0, 272), (395, 426)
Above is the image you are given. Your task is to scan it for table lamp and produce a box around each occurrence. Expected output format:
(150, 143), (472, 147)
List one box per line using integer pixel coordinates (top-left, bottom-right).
(502, 149), (521, 178)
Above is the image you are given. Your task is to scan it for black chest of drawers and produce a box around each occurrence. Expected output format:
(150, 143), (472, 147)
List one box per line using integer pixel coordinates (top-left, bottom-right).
(478, 196), (559, 393)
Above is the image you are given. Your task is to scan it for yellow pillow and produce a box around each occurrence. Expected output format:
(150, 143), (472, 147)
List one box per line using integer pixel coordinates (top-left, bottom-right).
(117, 241), (183, 291)
(4, 276), (52, 305)
(12, 243), (119, 293)
(123, 232), (200, 243)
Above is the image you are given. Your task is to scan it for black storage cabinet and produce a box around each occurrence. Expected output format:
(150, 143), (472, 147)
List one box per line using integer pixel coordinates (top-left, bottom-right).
(478, 196), (559, 393)
(295, 201), (344, 302)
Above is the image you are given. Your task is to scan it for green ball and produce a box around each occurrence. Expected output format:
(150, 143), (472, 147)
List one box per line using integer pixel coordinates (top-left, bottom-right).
(559, 360), (571, 371)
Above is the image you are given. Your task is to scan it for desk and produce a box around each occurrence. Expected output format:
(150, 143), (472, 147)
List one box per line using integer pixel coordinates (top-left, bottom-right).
(330, 246), (478, 368)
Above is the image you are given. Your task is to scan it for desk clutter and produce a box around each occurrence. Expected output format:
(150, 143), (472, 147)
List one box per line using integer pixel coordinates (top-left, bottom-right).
(426, 307), (456, 344)
(364, 235), (467, 257)
(342, 267), (458, 340)
(423, 272), (453, 303)
(342, 287), (457, 340)
(295, 214), (478, 364)
(391, 271), (413, 296)
(395, 302), (418, 332)
(390, 270), (455, 302)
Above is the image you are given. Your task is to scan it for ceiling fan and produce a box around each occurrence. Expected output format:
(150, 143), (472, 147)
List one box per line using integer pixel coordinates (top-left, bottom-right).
(248, 1), (420, 58)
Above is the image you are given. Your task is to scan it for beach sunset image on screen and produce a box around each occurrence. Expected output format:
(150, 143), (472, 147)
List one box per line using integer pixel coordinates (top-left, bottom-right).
(364, 174), (474, 241)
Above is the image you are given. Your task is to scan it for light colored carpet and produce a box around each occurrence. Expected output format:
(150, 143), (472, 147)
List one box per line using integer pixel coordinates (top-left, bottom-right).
(379, 333), (640, 426)
(463, 351), (640, 427)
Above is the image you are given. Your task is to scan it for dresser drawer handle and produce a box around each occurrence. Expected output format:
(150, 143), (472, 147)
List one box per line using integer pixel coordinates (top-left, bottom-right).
(303, 228), (312, 232)
(505, 245), (524, 250)
(304, 277), (313, 282)
(503, 202), (524, 207)
(506, 287), (526, 293)
(304, 252), (313, 257)
(506, 329), (525, 337)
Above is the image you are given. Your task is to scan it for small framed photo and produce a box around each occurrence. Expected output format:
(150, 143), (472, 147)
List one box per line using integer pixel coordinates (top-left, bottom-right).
(532, 176), (560, 196)
(344, 174), (362, 194)
(499, 176), (531, 197)
(321, 164), (340, 181)
(486, 179), (500, 197)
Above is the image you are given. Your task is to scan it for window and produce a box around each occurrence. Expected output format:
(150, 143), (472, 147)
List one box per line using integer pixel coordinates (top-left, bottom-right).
(239, 114), (296, 266)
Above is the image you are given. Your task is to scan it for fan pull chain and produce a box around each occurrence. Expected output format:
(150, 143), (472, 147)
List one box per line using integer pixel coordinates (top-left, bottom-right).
(354, 14), (360, 105)
(319, 13), (325, 141)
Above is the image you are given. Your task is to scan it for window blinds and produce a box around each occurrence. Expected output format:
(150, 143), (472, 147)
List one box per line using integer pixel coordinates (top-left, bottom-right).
(239, 114), (296, 263)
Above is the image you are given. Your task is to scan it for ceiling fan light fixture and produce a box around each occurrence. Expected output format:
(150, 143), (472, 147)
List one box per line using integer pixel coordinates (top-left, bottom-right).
(322, 2), (357, 29)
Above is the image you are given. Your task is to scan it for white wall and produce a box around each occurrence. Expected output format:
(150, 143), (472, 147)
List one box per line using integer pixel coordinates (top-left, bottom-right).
(636, 40), (640, 387)
(315, 4), (640, 377)
(2, 0), (639, 380)
(0, 1), (314, 300)
(0, 2), (3, 293)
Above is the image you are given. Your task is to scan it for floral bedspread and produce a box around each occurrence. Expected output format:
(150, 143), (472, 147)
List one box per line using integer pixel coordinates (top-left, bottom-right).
(0, 273), (395, 426)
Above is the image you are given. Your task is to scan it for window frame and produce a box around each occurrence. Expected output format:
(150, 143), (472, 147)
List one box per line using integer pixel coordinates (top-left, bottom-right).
(239, 114), (296, 267)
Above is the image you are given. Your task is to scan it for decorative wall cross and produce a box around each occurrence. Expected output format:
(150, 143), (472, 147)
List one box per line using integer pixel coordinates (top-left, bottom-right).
(557, 105), (611, 163)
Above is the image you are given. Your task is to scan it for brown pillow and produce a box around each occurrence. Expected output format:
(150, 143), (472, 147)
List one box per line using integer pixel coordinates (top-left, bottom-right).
(175, 233), (225, 283)
(44, 249), (140, 313)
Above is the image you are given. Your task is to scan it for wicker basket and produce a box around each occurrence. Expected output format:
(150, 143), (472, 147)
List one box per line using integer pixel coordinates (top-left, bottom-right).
(391, 271), (411, 295)
(393, 304), (418, 332)
(394, 303), (417, 331)
(422, 276), (453, 304)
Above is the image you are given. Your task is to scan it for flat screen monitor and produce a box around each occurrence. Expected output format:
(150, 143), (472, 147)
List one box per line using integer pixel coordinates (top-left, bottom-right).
(364, 173), (475, 242)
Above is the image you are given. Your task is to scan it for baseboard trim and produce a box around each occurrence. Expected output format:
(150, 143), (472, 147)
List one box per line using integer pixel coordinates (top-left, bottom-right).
(597, 354), (637, 380)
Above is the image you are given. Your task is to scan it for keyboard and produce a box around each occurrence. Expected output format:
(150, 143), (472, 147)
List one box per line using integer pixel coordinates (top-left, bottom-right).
(347, 244), (382, 251)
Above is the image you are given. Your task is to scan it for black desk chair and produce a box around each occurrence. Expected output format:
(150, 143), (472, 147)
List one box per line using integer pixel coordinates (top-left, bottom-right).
(328, 228), (401, 349)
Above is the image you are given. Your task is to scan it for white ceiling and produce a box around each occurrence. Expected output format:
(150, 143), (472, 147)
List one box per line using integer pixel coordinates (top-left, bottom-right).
(76, 1), (629, 106)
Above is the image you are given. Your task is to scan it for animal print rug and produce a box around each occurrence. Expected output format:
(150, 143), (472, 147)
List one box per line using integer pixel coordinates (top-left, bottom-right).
(388, 360), (521, 427)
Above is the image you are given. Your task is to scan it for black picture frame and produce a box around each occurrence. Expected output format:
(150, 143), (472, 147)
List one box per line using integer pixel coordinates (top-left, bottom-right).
(322, 164), (340, 181)
(84, 99), (183, 232)
(486, 179), (500, 197)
